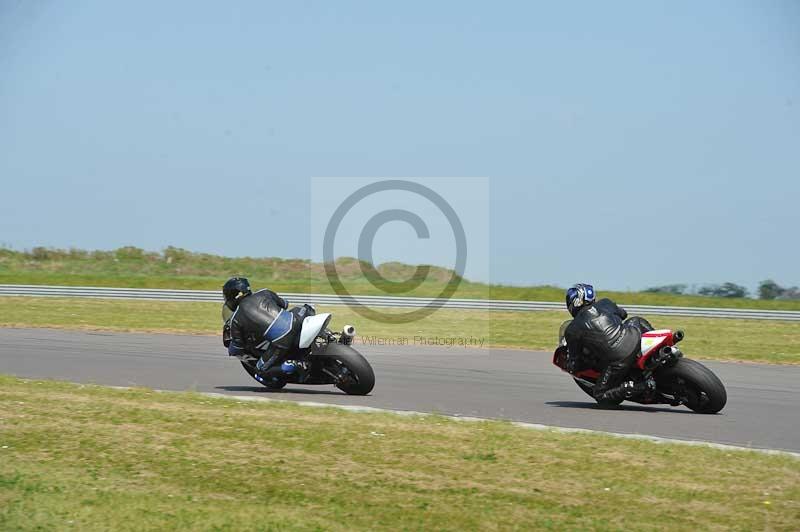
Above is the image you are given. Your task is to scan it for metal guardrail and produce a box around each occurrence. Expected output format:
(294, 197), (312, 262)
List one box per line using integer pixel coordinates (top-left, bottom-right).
(1, 284), (799, 321)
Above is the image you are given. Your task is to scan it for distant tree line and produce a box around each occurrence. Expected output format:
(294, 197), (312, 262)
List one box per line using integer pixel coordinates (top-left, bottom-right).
(644, 280), (800, 300)
(757, 280), (800, 300)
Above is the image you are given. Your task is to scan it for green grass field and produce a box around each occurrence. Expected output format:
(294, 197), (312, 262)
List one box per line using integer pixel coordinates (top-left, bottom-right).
(3, 246), (800, 310)
(1, 297), (798, 364)
(1, 375), (798, 531)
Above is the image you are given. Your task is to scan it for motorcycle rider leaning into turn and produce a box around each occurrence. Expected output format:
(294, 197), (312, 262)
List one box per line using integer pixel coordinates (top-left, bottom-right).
(221, 277), (314, 385)
(563, 283), (656, 405)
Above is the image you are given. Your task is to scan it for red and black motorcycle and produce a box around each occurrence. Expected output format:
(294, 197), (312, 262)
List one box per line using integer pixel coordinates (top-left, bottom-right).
(553, 322), (727, 413)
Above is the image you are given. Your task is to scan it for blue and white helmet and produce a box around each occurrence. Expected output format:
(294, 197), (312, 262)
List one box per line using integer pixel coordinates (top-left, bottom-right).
(566, 283), (596, 317)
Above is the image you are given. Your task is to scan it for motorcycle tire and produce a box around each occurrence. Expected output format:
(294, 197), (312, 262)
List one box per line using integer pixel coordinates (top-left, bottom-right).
(657, 358), (727, 414)
(574, 378), (623, 406)
(321, 343), (375, 395)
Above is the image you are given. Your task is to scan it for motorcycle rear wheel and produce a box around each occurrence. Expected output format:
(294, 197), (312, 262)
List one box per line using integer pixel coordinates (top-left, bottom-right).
(321, 344), (375, 395)
(657, 358), (727, 414)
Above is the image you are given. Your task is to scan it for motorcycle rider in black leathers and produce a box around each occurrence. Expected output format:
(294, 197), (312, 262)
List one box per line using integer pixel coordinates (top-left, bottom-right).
(563, 283), (655, 404)
(221, 277), (299, 384)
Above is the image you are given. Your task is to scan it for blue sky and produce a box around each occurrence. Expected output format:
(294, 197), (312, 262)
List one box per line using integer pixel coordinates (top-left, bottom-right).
(1, 1), (798, 291)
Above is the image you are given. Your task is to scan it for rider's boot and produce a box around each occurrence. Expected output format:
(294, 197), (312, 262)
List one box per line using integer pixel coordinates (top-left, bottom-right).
(280, 360), (307, 383)
(597, 377), (655, 402)
(592, 330), (642, 403)
(256, 352), (286, 384)
(597, 380), (639, 402)
(256, 353), (308, 384)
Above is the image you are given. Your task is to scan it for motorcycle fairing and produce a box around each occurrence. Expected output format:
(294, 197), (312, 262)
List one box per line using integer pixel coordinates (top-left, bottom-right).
(555, 328), (677, 380)
(552, 345), (601, 379)
(640, 330), (672, 357)
(298, 313), (332, 348)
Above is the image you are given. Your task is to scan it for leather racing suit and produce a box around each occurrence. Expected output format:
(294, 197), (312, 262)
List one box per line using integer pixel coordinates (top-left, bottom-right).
(564, 298), (653, 403)
(225, 289), (291, 380)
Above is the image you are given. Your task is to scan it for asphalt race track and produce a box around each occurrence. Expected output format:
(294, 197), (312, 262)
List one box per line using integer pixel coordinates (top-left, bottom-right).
(1, 328), (798, 452)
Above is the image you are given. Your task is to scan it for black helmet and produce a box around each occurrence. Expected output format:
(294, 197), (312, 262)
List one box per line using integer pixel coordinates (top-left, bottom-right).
(565, 283), (596, 317)
(223, 277), (252, 310)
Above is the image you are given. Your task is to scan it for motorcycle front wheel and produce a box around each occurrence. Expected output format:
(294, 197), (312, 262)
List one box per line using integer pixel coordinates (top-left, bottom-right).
(240, 360), (287, 390)
(574, 378), (623, 406)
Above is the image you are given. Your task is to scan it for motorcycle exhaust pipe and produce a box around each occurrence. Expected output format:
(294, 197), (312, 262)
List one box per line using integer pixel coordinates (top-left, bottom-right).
(672, 330), (685, 343)
(661, 346), (678, 357)
(340, 325), (356, 345)
(644, 345), (682, 371)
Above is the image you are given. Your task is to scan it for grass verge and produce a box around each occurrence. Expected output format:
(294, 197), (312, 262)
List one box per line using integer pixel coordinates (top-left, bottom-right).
(1, 297), (798, 364)
(1, 374), (799, 531)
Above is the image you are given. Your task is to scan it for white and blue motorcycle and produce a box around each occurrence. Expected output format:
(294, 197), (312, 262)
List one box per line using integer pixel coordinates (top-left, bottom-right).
(226, 304), (375, 395)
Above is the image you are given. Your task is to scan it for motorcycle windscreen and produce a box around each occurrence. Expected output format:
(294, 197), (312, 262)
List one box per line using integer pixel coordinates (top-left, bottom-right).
(558, 319), (572, 343)
(221, 303), (234, 324)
